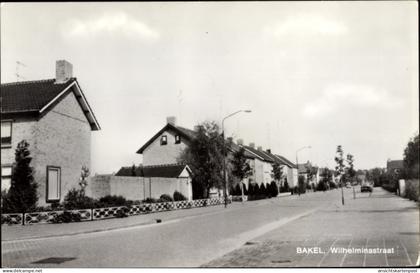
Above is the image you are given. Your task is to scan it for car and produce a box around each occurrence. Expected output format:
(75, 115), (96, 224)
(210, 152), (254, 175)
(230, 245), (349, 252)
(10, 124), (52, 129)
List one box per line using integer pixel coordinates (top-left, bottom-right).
(361, 184), (373, 192)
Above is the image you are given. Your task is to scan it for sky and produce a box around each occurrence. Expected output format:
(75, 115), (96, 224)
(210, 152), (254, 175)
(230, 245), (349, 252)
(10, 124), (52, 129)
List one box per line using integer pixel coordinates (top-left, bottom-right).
(1, 2), (418, 174)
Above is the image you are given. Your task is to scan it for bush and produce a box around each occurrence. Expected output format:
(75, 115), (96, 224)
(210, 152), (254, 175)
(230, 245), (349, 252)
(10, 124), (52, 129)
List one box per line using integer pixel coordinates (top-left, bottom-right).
(173, 191), (187, 201)
(64, 188), (97, 210)
(98, 195), (128, 207)
(158, 194), (173, 203)
(52, 211), (81, 223)
(405, 179), (419, 201)
(259, 183), (267, 197)
(235, 183), (242, 196)
(143, 197), (157, 203)
(280, 180), (290, 193)
(270, 181), (279, 197)
(316, 181), (328, 191)
(6, 141), (38, 213)
(328, 181), (337, 189)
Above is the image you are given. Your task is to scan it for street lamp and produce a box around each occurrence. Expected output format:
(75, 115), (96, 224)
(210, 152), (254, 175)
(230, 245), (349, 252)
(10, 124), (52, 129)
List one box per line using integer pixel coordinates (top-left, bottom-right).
(222, 109), (252, 208)
(296, 146), (311, 195)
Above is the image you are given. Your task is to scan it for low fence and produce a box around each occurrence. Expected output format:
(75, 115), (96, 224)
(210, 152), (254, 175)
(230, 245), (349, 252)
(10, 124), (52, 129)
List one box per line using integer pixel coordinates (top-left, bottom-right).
(1, 197), (230, 226)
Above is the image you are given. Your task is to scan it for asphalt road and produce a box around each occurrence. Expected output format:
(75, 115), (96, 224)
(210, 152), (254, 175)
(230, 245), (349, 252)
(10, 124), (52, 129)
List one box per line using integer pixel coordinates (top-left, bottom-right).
(2, 187), (419, 267)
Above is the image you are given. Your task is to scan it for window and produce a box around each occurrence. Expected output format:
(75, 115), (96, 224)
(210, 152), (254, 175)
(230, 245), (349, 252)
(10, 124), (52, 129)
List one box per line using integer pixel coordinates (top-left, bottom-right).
(160, 135), (167, 145)
(175, 135), (181, 144)
(46, 166), (61, 202)
(1, 121), (12, 146)
(1, 166), (12, 192)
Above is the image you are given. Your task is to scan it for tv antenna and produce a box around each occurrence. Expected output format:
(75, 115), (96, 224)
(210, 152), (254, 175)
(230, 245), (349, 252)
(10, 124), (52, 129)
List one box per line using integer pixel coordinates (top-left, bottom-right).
(15, 61), (27, 82)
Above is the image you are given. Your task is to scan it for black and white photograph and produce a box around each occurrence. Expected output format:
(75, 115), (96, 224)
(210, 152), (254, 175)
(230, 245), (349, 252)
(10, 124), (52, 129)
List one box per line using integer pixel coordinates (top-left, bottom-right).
(1, 1), (419, 270)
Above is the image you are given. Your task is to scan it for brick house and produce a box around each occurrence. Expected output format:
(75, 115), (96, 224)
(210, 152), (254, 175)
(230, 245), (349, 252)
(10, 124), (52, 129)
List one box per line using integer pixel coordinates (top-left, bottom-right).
(1, 60), (100, 206)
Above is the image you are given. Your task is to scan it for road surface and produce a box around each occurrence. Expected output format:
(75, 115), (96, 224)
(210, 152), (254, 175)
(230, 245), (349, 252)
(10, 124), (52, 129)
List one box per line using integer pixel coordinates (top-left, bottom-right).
(2, 187), (418, 267)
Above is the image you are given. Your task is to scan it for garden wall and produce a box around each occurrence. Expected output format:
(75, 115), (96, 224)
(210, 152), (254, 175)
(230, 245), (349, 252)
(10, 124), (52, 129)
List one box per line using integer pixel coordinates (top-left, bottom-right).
(87, 175), (192, 201)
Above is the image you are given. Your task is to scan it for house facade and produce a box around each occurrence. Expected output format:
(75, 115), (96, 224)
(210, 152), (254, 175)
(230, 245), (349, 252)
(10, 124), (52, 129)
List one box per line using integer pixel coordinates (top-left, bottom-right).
(273, 154), (298, 188)
(1, 60), (100, 206)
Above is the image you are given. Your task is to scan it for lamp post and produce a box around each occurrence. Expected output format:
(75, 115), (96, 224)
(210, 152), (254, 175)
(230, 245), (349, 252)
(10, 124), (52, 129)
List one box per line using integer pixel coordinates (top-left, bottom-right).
(296, 146), (311, 196)
(222, 109), (252, 208)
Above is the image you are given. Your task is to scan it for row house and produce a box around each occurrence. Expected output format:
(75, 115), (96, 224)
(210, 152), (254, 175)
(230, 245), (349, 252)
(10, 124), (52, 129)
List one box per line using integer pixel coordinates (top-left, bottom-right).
(136, 116), (298, 193)
(1, 60), (100, 205)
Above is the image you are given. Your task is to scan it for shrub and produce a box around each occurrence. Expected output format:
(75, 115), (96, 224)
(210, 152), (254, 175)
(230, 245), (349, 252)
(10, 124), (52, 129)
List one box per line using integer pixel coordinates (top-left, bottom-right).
(259, 183), (267, 197)
(280, 180), (290, 193)
(235, 183), (242, 196)
(52, 211), (81, 223)
(98, 195), (128, 207)
(64, 188), (97, 210)
(328, 181), (337, 189)
(158, 194), (173, 203)
(316, 181), (328, 191)
(143, 197), (157, 203)
(5, 140), (38, 213)
(173, 191), (187, 201)
(405, 179), (419, 201)
(270, 181), (279, 197)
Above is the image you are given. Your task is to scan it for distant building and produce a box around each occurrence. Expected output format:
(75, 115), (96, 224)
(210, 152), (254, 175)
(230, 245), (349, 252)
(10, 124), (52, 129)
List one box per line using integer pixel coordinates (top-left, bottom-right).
(1, 60), (100, 205)
(387, 159), (404, 174)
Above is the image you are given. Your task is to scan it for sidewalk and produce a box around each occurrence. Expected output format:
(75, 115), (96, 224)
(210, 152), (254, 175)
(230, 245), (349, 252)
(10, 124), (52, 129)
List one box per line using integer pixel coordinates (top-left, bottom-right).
(204, 187), (420, 267)
(1, 193), (295, 242)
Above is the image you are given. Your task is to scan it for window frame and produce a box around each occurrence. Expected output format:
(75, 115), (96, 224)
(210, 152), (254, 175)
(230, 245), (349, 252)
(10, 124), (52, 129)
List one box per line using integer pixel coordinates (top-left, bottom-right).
(160, 135), (168, 145)
(1, 164), (13, 191)
(46, 166), (61, 203)
(1, 120), (12, 148)
(175, 135), (181, 144)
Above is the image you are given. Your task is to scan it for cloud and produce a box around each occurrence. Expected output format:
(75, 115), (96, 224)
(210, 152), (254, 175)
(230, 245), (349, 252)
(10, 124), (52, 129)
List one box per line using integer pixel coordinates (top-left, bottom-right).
(63, 12), (159, 41)
(264, 14), (347, 39)
(302, 84), (404, 118)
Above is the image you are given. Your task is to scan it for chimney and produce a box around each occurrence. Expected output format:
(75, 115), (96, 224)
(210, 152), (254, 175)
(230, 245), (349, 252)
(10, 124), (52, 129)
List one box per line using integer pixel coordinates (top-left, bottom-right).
(249, 142), (255, 148)
(167, 116), (177, 125)
(237, 139), (243, 145)
(257, 146), (263, 151)
(266, 149), (271, 154)
(55, 60), (73, 83)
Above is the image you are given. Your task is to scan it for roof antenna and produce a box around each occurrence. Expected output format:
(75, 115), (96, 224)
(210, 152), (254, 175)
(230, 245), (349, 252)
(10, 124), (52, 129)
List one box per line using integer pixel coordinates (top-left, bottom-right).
(15, 61), (27, 82)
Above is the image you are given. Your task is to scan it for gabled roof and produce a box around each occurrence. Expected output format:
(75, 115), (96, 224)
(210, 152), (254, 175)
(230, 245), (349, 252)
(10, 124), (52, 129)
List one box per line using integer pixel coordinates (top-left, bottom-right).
(243, 146), (274, 163)
(274, 154), (297, 168)
(227, 141), (256, 159)
(136, 123), (197, 154)
(115, 163), (191, 178)
(1, 78), (100, 130)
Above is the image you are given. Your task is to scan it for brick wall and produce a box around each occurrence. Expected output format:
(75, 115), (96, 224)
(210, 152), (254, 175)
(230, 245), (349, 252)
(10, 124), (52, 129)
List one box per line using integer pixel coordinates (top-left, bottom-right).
(1, 120), (37, 165)
(142, 130), (188, 166)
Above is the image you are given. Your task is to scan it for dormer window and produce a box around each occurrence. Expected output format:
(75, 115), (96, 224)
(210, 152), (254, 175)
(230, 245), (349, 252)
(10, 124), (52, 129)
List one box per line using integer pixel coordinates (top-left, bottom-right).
(175, 135), (181, 144)
(160, 135), (167, 145)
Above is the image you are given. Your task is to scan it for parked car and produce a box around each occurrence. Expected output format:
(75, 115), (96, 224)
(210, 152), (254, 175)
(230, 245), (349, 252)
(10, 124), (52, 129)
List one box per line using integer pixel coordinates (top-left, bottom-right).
(361, 183), (373, 192)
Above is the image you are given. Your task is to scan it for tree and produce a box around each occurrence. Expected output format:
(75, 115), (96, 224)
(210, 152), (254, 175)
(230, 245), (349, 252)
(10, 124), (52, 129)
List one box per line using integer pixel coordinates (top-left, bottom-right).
(346, 154), (356, 182)
(335, 145), (346, 205)
(230, 147), (252, 196)
(272, 162), (284, 188)
(5, 140), (38, 213)
(130, 164), (137, 176)
(334, 145), (345, 186)
(178, 121), (224, 199)
(403, 133), (419, 179)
